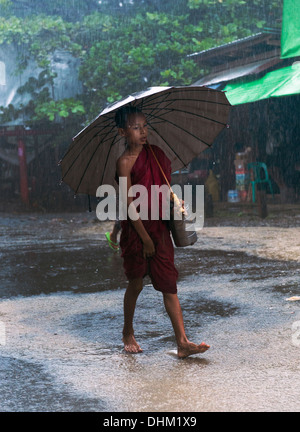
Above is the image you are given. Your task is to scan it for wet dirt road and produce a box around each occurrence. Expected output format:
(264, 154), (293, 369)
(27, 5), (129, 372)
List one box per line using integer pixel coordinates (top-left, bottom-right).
(0, 212), (299, 412)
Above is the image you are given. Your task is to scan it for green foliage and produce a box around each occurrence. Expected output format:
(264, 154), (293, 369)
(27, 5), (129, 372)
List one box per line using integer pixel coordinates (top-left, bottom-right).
(187, 0), (283, 32)
(3, 0), (101, 21)
(0, 14), (81, 67)
(0, 0), (12, 17)
(33, 99), (85, 122)
(78, 11), (209, 116)
(0, 0), (283, 126)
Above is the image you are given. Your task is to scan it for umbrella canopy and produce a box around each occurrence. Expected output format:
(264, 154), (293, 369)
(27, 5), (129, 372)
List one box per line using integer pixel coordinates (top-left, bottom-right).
(61, 86), (231, 196)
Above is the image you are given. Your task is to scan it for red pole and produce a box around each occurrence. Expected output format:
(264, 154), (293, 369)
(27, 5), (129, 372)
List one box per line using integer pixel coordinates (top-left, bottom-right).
(18, 139), (29, 206)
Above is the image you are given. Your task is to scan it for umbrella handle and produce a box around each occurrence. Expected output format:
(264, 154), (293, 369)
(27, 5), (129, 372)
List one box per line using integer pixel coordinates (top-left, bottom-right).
(147, 142), (173, 194)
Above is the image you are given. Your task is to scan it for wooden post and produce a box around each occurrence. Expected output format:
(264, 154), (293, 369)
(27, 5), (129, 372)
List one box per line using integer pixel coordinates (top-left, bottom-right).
(18, 139), (29, 206)
(257, 189), (268, 219)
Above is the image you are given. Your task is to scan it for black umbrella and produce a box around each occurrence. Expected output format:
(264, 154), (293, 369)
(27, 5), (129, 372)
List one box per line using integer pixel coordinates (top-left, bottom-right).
(61, 86), (231, 196)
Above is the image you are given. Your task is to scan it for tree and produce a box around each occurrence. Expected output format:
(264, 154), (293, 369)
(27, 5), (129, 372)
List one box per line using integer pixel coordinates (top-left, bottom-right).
(78, 12), (204, 117)
(2, 0), (101, 21)
(0, 0), (283, 125)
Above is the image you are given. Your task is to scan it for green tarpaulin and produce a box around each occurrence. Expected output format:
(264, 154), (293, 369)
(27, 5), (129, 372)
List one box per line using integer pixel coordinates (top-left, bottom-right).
(224, 63), (300, 105)
(281, 0), (300, 59)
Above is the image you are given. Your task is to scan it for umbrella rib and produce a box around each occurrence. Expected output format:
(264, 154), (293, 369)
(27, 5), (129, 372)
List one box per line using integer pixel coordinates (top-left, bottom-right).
(78, 118), (115, 141)
(147, 122), (188, 168)
(61, 141), (89, 180)
(71, 87), (228, 155)
(151, 107), (228, 126)
(141, 94), (175, 124)
(133, 89), (172, 108)
(136, 87), (229, 109)
(134, 90), (187, 163)
(137, 91), (229, 127)
(74, 125), (118, 194)
(142, 97), (230, 110)
(62, 121), (116, 188)
(76, 115), (116, 145)
(71, 88), (228, 148)
(62, 118), (115, 164)
(62, 87), (230, 194)
(99, 132), (120, 186)
(147, 112), (215, 147)
(166, 87), (229, 102)
(74, 144), (103, 194)
(67, 110), (122, 163)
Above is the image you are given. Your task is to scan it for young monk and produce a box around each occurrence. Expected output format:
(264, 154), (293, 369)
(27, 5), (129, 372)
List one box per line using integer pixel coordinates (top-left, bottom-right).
(115, 106), (210, 359)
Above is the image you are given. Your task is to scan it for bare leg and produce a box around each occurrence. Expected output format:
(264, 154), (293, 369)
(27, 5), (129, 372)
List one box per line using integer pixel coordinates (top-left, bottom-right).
(163, 292), (210, 359)
(122, 278), (143, 353)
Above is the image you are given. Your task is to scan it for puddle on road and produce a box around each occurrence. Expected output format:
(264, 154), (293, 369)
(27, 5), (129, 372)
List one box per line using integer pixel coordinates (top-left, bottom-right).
(0, 214), (300, 411)
(0, 234), (298, 300)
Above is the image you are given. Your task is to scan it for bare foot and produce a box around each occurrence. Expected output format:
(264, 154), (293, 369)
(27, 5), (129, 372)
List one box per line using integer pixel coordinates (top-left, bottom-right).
(177, 341), (210, 359)
(122, 334), (143, 354)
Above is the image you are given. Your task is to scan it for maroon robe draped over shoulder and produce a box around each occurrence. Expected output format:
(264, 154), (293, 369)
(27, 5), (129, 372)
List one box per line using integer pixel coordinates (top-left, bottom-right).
(119, 144), (178, 294)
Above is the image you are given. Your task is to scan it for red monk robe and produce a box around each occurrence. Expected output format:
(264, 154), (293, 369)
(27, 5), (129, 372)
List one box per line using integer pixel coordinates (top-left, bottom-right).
(119, 144), (178, 294)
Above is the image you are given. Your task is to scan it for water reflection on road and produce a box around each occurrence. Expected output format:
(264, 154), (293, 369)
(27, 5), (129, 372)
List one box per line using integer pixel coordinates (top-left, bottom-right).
(0, 213), (299, 412)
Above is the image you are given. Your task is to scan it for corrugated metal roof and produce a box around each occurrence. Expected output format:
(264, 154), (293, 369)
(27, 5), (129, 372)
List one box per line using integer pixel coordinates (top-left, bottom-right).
(194, 58), (280, 86)
(189, 32), (281, 68)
